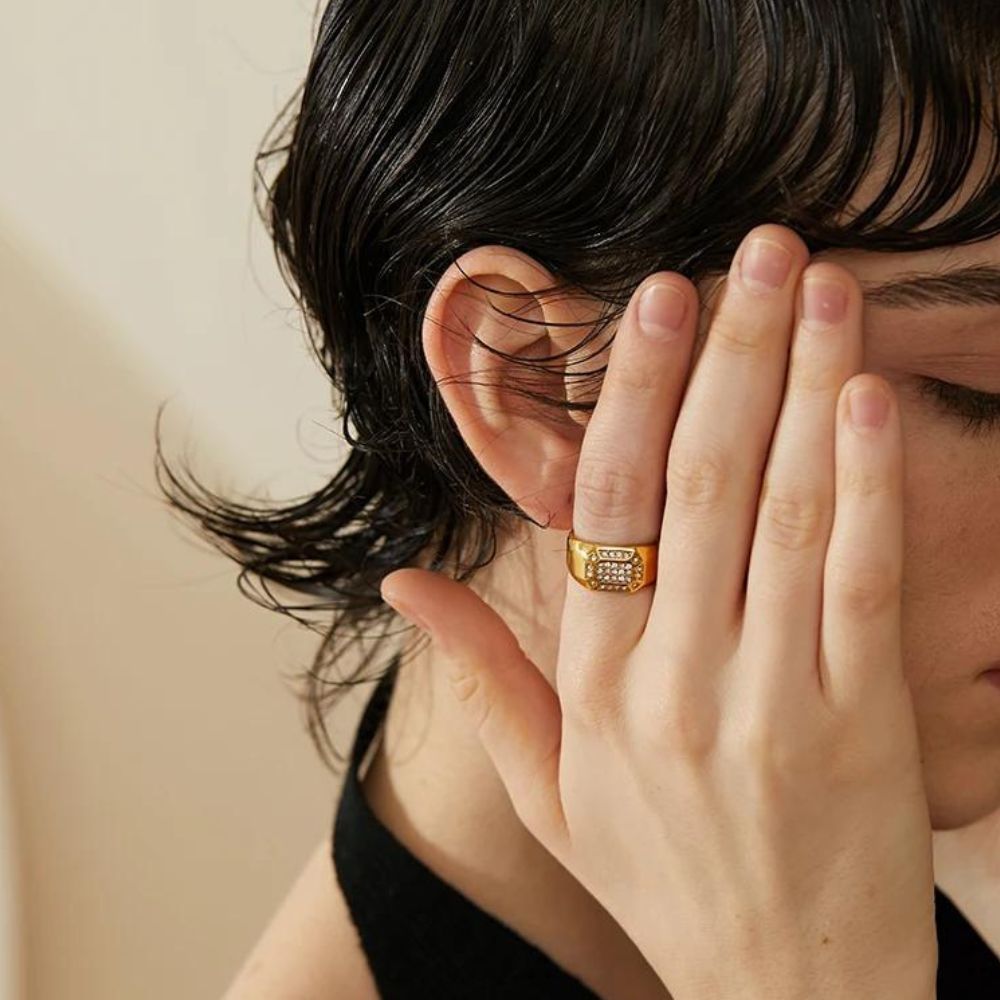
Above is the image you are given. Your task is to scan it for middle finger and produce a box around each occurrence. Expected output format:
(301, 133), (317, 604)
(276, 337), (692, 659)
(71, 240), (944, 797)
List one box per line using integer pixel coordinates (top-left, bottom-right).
(646, 224), (810, 664)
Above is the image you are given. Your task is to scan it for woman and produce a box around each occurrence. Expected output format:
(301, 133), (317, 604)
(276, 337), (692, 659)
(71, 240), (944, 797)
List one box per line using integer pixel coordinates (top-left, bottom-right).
(159, 2), (1000, 997)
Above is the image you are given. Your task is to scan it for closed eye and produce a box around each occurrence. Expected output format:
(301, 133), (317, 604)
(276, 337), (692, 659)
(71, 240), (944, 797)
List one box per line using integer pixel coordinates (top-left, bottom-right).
(915, 376), (1000, 439)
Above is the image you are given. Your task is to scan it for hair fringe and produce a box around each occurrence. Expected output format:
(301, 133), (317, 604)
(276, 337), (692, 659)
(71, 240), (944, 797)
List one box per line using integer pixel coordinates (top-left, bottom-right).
(155, 0), (1000, 773)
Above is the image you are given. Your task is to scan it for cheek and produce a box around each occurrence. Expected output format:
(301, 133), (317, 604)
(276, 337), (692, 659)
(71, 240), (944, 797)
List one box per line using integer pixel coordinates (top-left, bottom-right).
(894, 425), (1000, 827)
(861, 370), (1000, 822)
(897, 415), (1000, 679)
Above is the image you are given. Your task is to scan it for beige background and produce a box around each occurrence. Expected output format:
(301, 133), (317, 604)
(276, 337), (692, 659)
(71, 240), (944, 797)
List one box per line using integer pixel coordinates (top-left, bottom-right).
(0, 4), (371, 998)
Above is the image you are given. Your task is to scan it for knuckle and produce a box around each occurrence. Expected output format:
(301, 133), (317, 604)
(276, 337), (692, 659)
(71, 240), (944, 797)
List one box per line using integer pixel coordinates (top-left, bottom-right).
(575, 454), (646, 527)
(757, 481), (827, 553)
(660, 713), (716, 761)
(790, 358), (847, 396)
(826, 560), (901, 617)
(614, 358), (660, 395)
(739, 744), (787, 797)
(631, 684), (717, 761)
(709, 315), (769, 357)
(666, 444), (731, 514)
(837, 463), (891, 500)
(739, 723), (800, 776)
(733, 712), (831, 791)
(449, 670), (494, 732)
(561, 663), (619, 733)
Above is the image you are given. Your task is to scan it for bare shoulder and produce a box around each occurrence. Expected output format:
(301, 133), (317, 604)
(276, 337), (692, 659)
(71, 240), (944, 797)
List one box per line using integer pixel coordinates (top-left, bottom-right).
(220, 831), (379, 1000)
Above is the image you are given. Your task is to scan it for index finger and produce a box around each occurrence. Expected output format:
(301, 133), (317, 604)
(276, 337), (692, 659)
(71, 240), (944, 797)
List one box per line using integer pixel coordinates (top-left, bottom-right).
(559, 273), (698, 719)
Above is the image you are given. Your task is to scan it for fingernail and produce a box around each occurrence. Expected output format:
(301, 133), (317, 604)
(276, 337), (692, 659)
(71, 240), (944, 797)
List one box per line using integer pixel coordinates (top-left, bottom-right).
(638, 283), (688, 339)
(741, 238), (793, 292)
(803, 277), (848, 328)
(849, 386), (889, 430)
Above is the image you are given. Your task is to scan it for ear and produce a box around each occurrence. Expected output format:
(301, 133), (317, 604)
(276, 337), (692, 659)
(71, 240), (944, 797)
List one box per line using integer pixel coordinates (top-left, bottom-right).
(422, 245), (605, 531)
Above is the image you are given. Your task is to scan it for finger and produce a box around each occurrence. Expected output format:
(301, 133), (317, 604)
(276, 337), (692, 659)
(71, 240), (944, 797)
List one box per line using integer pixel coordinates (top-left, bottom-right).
(559, 273), (698, 722)
(646, 224), (810, 671)
(739, 263), (863, 713)
(821, 374), (905, 713)
(380, 568), (570, 854)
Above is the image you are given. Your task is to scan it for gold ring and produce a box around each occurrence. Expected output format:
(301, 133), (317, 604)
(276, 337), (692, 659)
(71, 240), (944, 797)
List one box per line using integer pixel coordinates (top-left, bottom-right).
(566, 533), (658, 593)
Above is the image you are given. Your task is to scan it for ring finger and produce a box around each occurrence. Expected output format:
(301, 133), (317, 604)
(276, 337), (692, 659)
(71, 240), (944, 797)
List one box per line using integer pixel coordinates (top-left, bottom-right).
(738, 262), (864, 712)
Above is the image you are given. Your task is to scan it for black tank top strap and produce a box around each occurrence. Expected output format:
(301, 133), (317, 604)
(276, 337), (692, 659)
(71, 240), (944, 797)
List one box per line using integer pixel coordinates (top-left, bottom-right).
(348, 655), (399, 775)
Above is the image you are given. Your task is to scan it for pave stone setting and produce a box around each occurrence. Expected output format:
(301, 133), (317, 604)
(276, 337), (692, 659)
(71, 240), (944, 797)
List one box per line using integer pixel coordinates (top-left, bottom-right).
(584, 546), (644, 592)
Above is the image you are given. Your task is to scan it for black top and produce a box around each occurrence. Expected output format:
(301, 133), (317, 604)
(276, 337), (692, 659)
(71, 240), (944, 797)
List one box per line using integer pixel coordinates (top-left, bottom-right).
(332, 655), (1000, 999)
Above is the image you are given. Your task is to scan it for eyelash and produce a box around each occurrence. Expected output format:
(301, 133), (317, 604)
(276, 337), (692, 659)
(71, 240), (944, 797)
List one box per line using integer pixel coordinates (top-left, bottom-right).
(915, 376), (1000, 439)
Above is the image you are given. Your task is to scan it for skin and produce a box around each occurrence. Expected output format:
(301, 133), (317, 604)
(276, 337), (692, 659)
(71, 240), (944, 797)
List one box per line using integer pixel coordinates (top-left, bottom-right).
(219, 230), (1000, 1000)
(406, 232), (1000, 832)
(370, 193), (1000, 994)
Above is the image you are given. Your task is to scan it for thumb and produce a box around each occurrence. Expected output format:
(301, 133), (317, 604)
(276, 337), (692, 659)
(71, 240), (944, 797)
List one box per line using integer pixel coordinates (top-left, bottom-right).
(380, 568), (568, 851)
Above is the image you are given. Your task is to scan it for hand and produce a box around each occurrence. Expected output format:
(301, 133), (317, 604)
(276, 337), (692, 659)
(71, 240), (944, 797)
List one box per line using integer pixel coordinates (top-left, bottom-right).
(381, 224), (938, 1000)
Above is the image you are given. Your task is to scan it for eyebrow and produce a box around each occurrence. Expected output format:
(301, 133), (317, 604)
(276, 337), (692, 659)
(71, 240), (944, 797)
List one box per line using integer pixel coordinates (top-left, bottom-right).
(862, 263), (1000, 310)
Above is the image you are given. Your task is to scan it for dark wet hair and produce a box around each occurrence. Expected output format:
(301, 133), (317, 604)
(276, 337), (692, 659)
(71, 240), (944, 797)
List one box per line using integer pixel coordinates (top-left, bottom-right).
(155, 0), (1000, 772)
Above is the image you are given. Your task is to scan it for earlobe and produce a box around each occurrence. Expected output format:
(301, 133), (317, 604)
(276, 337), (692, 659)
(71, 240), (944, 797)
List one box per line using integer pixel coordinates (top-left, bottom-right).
(420, 245), (598, 531)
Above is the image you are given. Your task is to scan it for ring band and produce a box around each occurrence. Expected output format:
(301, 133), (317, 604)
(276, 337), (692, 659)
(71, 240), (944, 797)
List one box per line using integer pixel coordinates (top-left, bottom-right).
(566, 533), (658, 593)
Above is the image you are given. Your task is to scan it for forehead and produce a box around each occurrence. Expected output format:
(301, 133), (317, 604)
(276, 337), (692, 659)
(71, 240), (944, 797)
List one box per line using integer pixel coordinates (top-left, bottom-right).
(692, 108), (1000, 338)
(818, 237), (1000, 301)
